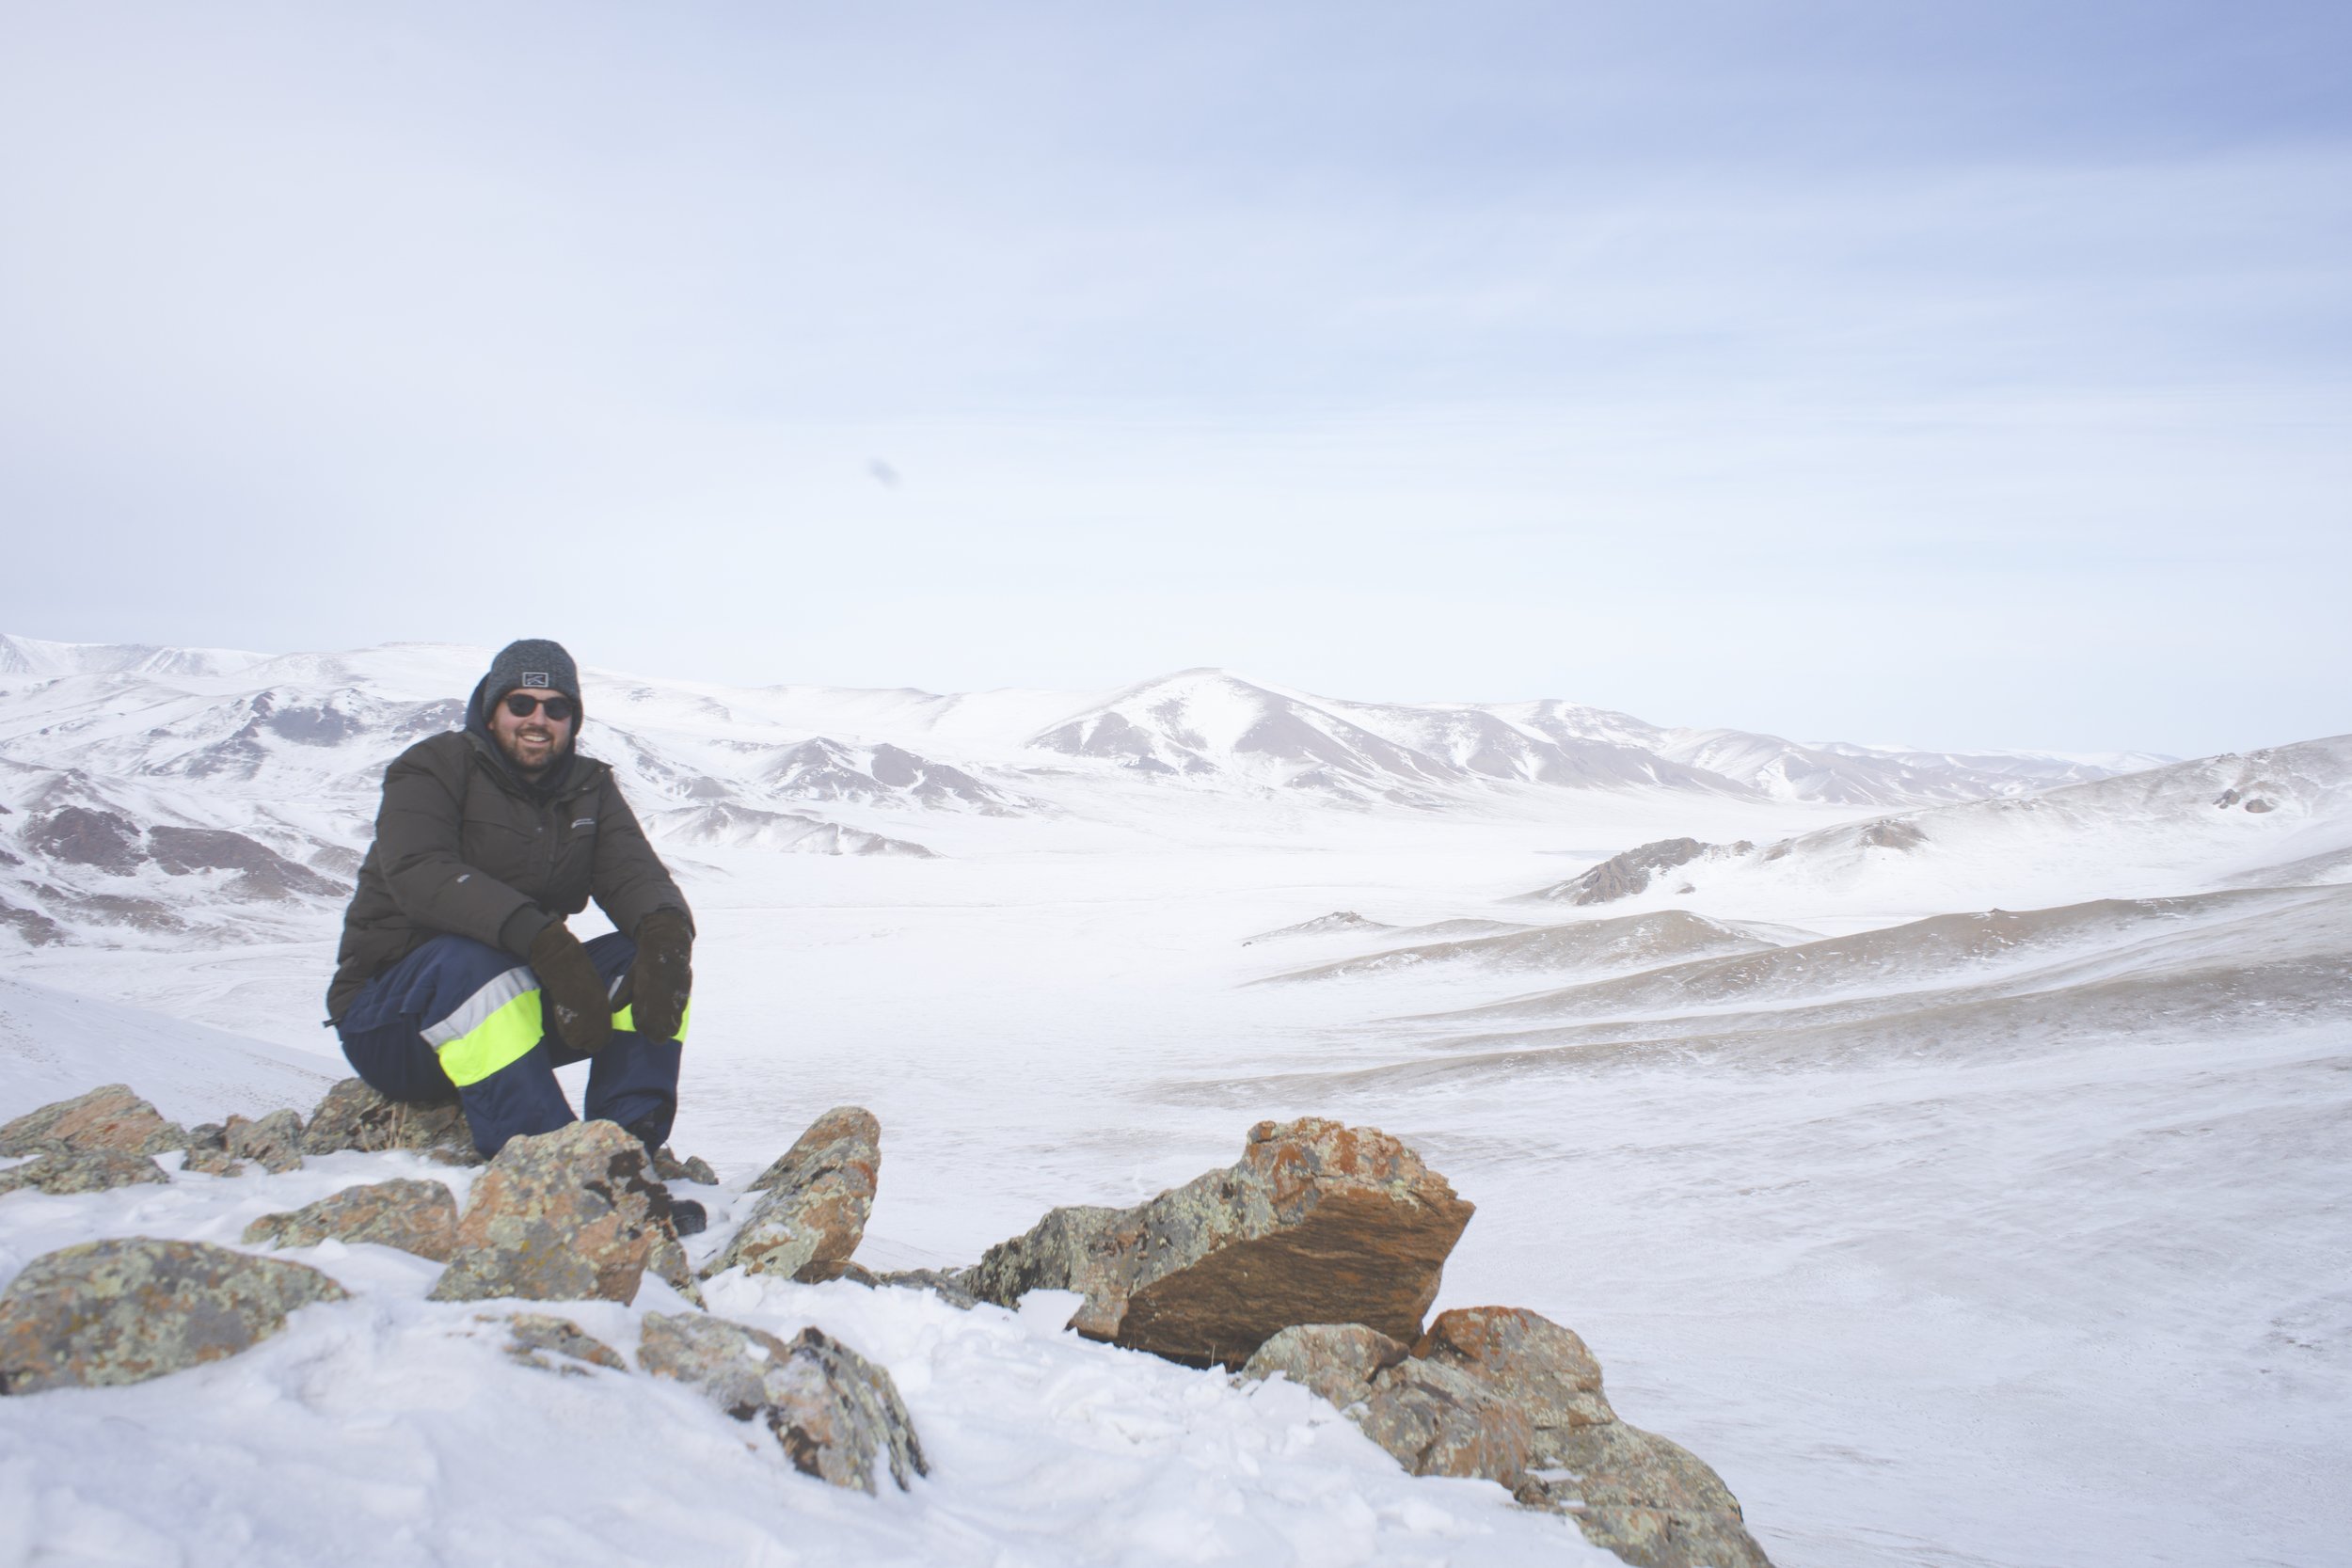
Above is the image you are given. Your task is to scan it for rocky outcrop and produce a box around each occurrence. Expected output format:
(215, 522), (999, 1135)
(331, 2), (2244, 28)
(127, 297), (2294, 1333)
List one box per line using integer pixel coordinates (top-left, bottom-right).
(428, 1121), (687, 1307)
(497, 1312), (626, 1373)
(652, 1146), (719, 1186)
(243, 1178), (460, 1261)
(965, 1117), (1474, 1369)
(222, 1109), (305, 1174)
(0, 1085), (188, 1158)
(0, 1238), (346, 1393)
(0, 1148), (170, 1196)
(706, 1107), (879, 1282)
(1524, 838), (1755, 906)
(299, 1078), (481, 1163)
(638, 1313), (926, 1493)
(1243, 1307), (1771, 1568)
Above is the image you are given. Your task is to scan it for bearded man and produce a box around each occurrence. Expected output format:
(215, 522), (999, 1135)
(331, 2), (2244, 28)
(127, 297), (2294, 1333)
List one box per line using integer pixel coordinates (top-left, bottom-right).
(324, 639), (702, 1227)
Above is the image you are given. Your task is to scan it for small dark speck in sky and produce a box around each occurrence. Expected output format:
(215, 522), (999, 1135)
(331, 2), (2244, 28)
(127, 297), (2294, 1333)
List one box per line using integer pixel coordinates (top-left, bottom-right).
(868, 459), (901, 488)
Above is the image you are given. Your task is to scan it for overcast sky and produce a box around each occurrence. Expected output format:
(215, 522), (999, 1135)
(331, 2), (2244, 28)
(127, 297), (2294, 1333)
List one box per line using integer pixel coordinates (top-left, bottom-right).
(3, 1), (2344, 755)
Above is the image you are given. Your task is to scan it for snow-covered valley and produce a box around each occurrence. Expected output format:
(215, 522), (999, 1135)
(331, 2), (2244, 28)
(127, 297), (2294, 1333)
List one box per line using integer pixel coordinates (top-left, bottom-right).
(2, 636), (2346, 1568)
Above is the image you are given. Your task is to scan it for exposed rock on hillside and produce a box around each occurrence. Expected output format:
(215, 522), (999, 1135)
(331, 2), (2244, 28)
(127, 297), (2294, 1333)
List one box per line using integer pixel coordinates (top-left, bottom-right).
(0, 1238), (345, 1393)
(244, 1178), (460, 1261)
(0, 1084), (188, 1158)
(1518, 838), (1753, 906)
(707, 1106), (879, 1282)
(965, 1117), (1474, 1369)
(1245, 1307), (1772, 1568)
(429, 1121), (689, 1306)
(0, 1148), (170, 1196)
(222, 1108), (305, 1173)
(639, 1313), (927, 1493)
(300, 1077), (481, 1163)
(498, 1311), (626, 1373)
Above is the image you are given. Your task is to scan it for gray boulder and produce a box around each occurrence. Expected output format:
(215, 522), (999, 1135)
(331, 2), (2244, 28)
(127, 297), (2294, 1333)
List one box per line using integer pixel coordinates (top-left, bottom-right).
(0, 1085), (187, 1158)
(0, 1148), (170, 1197)
(1243, 1306), (1772, 1568)
(497, 1311), (626, 1373)
(638, 1312), (926, 1493)
(222, 1109), (306, 1175)
(429, 1121), (689, 1306)
(299, 1078), (481, 1163)
(0, 1238), (346, 1393)
(706, 1106), (879, 1282)
(966, 1117), (1475, 1369)
(243, 1178), (460, 1261)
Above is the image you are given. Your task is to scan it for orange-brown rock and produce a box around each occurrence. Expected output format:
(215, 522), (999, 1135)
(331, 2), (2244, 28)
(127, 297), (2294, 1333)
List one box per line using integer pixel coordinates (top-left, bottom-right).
(428, 1121), (684, 1306)
(243, 1178), (461, 1261)
(706, 1106), (879, 1282)
(0, 1085), (187, 1158)
(967, 1117), (1475, 1369)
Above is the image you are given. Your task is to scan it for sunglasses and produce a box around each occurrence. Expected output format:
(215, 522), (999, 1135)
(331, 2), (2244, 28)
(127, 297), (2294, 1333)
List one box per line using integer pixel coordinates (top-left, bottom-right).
(501, 693), (577, 721)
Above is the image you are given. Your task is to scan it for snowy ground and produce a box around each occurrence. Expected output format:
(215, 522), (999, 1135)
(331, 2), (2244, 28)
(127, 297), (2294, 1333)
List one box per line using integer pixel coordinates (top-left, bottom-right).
(3, 645), (2346, 1566)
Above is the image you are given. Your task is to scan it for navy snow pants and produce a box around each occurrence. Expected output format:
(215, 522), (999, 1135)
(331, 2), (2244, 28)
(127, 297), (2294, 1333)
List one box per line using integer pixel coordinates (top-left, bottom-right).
(335, 931), (683, 1160)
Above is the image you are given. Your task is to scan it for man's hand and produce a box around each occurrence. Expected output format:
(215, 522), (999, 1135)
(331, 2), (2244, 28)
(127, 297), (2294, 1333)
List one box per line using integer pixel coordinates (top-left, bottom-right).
(529, 922), (612, 1054)
(627, 910), (693, 1041)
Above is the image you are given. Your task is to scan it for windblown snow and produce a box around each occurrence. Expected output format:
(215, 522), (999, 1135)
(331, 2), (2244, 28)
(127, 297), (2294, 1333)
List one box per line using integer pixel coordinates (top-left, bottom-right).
(2, 634), (2345, 1568)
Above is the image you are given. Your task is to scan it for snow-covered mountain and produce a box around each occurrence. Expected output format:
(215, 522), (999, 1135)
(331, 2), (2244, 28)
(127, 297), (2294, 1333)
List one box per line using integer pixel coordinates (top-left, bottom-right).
(0, 635), (2184, 950)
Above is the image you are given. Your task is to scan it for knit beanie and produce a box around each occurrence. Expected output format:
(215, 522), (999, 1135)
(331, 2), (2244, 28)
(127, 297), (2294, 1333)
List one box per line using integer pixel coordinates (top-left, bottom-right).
(481, 638), (582, 722)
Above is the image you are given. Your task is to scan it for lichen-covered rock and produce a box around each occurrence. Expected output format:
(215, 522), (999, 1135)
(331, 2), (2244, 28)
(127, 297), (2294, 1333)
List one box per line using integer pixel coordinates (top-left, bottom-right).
(182, 1148), (246, 1177)
(652, 1146), (719, 1186)
(638, 1313), (926, 1493)
(242, 1178), (460, 1261)
(966, 1117), (1475, 1369)
(0, 1148), (171, 1197)
(1239, 1322), (1408, 1410)
(870, 1267), (980, 1311)
(0, 1085), (187, 1159)
(299, 1077), (480, 1162)
(706, 1106), (879, 1283)
(221, 1109), (306, 1175)
(1358, 1354), (1536, 1481)
(428, 1121), (683, 1306)
(1250, 1305), (1772, 1568)
(496, 1312), (625, 1373)
(0, 1238), (346, 1393)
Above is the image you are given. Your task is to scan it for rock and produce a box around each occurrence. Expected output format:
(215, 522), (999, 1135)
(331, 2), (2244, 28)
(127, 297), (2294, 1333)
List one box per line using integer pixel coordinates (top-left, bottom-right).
(185, 1123), (227, 1151)
(242, 1178), (460, 1261)
(494, 1312), (626, 1373)
(652, 1146), (719, 1186)
(966, 1117), (1475, 1369)
(638, 1313), (926, 1493)
(707, 1106), (880, 1283)
(428, 1121), (684, 1307)
(221, 1109), (305, 1175)
(182, 1148), (246, 1177)
(0, 1238), (346, 1393)
(0, 1085), (188, 1159)
(870, 1267), (980, 1311)
(1248, 1305), (1772, 1568)
(299, 1078), (480, 1162)
(0, 1148), (171, 1197)
(1239, 1322), (1408, 1409)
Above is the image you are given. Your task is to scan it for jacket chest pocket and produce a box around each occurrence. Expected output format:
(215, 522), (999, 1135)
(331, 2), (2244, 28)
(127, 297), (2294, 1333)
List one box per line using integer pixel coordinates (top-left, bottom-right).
(553, 813), (599, 879)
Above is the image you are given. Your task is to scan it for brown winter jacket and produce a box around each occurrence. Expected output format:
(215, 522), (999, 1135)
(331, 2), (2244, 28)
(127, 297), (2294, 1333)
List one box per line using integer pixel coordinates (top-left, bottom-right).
(326, 700), (689, 1021)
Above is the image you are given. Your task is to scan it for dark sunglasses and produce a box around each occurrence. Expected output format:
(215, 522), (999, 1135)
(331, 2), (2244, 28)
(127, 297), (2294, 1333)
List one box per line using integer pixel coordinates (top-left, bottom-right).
(501, 693), (576, 721)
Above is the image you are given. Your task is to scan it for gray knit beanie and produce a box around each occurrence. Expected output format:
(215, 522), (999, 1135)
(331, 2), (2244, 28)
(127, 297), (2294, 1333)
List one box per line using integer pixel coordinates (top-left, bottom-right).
(481, 638), (581, 720)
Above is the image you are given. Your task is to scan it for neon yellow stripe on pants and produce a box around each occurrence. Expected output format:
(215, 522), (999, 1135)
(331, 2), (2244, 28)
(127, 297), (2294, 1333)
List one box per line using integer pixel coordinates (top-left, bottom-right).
(612, 999), (691, 1042)
(430, 979), (547, 1088)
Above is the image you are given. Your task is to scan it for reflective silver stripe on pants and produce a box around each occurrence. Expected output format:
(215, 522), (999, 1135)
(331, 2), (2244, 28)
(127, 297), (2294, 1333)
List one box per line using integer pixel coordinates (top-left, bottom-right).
(421, 965), (539, 1050)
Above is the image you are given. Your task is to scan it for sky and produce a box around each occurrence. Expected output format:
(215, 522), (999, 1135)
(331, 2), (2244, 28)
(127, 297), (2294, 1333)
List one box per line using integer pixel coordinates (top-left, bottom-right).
(2, 1), (2346, 756)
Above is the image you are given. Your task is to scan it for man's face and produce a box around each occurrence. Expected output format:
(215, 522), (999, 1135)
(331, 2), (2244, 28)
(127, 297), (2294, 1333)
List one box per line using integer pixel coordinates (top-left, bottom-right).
(488, 687), (575, 776)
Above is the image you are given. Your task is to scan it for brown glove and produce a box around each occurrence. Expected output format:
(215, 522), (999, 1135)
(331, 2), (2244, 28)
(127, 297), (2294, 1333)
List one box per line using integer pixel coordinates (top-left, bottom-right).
(529, 922), (612, 1054)
(622, 909), (692, 1041)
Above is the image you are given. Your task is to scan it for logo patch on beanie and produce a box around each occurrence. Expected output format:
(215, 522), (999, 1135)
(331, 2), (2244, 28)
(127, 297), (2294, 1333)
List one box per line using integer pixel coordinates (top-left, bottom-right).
(522, 671), (548, 687)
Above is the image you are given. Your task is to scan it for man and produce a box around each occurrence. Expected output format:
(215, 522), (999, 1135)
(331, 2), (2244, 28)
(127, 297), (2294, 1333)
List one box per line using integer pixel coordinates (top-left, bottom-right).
(325, 639), (703, 1227)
